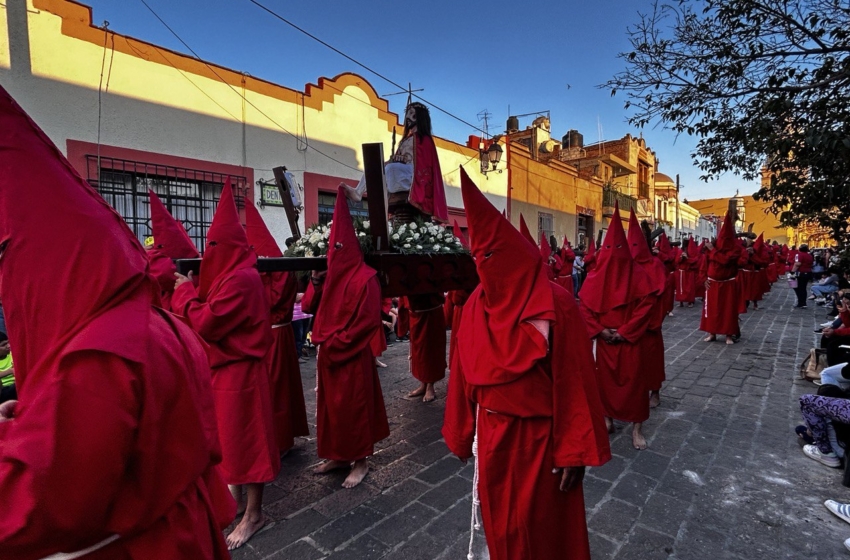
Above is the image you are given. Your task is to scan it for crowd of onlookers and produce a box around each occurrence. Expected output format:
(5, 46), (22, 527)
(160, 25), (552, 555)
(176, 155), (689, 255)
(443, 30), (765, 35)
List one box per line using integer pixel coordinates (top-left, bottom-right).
(793, 247), (850, 550)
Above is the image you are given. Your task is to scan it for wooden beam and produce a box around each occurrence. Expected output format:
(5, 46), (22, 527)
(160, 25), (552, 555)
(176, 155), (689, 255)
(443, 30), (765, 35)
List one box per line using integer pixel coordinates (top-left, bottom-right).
(362, 142), (390, 251)
(273, 166), (302, 240)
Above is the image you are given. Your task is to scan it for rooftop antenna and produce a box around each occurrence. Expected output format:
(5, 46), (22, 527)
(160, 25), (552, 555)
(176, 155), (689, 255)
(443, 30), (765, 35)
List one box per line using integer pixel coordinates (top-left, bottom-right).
(597, 117), (604, 154)
(477, 110), (492, 138)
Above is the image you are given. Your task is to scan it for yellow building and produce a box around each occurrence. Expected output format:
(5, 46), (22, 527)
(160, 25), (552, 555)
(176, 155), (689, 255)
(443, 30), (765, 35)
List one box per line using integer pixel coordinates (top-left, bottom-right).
(687, 195), (793, 245)
(0, 0), (507, 247)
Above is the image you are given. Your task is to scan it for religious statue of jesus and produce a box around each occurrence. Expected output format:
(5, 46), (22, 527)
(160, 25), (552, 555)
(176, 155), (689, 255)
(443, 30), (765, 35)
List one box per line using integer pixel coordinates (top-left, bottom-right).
(343, 102), (448, 224)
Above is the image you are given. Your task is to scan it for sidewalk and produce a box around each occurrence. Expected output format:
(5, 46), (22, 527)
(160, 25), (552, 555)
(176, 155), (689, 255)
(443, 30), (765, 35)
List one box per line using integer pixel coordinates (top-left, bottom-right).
(233, 285), (848, 559)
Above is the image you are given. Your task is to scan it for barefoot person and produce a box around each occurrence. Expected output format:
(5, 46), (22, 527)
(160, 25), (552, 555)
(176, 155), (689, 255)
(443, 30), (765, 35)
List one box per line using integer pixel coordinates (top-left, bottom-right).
(0, 85), (233, 559)
(626, 210), (668, 410)
(700, 213), (742, 345)
(173, 181), (280, 550)
(443, 169), (610, 560)
(311, 188), (390, 488)
(246, 201), (310, 455)
(580, 203), (657, 450)
(406, 293), (447, 403)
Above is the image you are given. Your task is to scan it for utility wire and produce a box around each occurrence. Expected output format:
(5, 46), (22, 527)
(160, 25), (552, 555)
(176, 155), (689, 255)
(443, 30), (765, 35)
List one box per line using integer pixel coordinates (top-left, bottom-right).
(137, 0), (360, 172)
(245, 0), (489, 137)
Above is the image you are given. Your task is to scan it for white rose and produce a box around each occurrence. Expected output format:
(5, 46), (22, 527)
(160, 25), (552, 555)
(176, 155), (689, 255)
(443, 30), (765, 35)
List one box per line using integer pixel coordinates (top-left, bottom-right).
(443, 246), (451, 251)
(306, 250), (314, 257)
(416, 245), (423, 250)
(409, 223), (418, 230)
(399, 224), (407, 232)
(404, 243), (411, 249)
(317, 242), (325, 249)
(363, 220), (370, 229)
(428, 237), (435, 243)
(413, 233), (420, 240)
(359, 232), (366, 237)
(434, 244), (441, 251)
(392, 233), (400, 240)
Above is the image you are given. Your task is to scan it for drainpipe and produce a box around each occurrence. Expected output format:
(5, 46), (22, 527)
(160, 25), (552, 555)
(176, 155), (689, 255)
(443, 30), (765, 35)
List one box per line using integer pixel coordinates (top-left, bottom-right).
(506, 139), (512, 221)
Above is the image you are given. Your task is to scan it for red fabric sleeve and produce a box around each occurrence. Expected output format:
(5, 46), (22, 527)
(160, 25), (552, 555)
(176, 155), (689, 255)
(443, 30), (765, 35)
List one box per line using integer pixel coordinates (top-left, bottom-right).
(579, 305), (605, 338)
(616, 295), (656, 343)
(0, 352), (136, 560)
(551, 298), (611, 468)
(441, 355), (476, 460)
(172, 275), (254, 343)
(300, 282), (321, 316)
(319, 280), (382, 364)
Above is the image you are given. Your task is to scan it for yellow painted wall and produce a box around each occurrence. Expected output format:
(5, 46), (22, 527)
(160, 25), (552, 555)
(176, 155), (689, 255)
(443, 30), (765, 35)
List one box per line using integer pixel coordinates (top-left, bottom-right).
(689, 195), (792, 244)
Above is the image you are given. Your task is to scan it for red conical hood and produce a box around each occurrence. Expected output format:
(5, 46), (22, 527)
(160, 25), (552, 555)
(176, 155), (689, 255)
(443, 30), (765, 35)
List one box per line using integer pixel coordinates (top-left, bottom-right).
(539, 232), (552, 260)
(311, 187), (377, 346)
(584, 238), (597, 271)
(198, 179), (255, 300)
(518, 214), (535, 246)
(628, 209), (666, 295)
(245, 202), (283, 258)
(716, 212), (737, 253)
(0, 84), (151, 394)
(148, 190), (199, 297)
(459, 168), (554, 385)
(452, 220), (469, 249)
(581, 205), (650, 313)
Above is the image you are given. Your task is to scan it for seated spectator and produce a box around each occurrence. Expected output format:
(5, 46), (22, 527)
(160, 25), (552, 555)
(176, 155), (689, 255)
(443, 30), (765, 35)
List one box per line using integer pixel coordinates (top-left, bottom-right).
(811, 266), (841, 302)
(820, 293), (850, 365)
(799, 383), (850, 468)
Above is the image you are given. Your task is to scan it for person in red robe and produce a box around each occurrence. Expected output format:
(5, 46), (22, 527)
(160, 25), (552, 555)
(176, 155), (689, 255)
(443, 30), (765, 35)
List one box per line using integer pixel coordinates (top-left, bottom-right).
(584, 238), (597, 273)
(695, 240), (707, 300)
(147, 189), (200, 312)
(766, 241), (780, 284)
(406, 292), (447, 403)
(245, 202), (309, 455)
(700, 213), (742, 344)
(655, 233), (677, 317)
(580, 204), (656, 449)
(447, 221), (473, 373)
(736, 238), (756, 313)
(675, 239), (699, 307)
(0, 85), (233, 559)
(539, 234), (560, 282)
(310, 188), (390, 488)
(750, 234), (772, 306)
(627, 211), (668, 410)
(395, 296), (410, 341)
(443, 169), (610, 560)
(172, 181), (279, 549)
(559, 238), (577, 296)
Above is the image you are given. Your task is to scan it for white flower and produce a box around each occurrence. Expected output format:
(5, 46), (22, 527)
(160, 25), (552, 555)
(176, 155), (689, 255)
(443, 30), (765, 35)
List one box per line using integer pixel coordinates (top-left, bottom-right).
(363, 220), (370, 229)
(428, 237), (435, 243)
(455, 240), (462, 246)
(433, 244), (441, 251)
(404, 243), (411, 249)
(398, 224), (407, 232)
(317, 242), (325, 249)
(443, 246), (451, 251)
(359, 232), (366, 237)
(413, 233), (420, 240)
(416, 245), (423, 250)
(392, 233), (400, 240)
(306, 250), (314, 257)
(409, 223), (418, 230)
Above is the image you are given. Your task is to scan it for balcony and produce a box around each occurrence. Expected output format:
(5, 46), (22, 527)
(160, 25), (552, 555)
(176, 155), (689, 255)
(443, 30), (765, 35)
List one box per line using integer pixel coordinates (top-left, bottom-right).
(638, 180), (650, 199)
(602, 187), (638, 217)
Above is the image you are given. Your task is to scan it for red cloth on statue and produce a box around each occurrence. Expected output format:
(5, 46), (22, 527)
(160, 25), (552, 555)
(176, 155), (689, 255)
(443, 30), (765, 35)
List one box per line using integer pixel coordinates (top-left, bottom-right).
(147, 189), (200, 311)
(443, 169), (609, 560)
(311, 188), (389, 461)
(700, 214), (741, 336)
(408, 293), (447, 384)
(172, 182), (280, 485)
(408, 135), (448, 222)
(245, 202), (309, 451)
(0, 85), (232, 560)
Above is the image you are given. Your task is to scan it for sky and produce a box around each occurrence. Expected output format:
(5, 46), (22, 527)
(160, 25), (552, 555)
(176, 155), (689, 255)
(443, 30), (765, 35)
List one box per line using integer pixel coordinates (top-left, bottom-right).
(81, 0), (760, 200)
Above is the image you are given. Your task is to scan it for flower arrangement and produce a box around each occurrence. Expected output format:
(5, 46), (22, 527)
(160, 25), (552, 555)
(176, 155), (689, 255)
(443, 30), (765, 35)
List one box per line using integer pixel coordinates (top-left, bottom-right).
(284, 218), (468, 258)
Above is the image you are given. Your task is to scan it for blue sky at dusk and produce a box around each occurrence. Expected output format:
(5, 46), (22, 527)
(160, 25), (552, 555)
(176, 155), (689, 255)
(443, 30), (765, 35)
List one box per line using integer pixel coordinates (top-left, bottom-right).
(82, 0), (759, 199)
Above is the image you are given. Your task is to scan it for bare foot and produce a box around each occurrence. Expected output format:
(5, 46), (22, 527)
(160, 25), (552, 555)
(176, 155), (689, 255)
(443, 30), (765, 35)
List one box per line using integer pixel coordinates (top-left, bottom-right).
(342, 183), (363, 202)
(703, 334), (716, 342)
(605, 417), (615, 434)
(668, 312), (674, 317)
(376, 359), (388, 368)
(406, 384), (426, 399)
(313, 460), (350, 474)
(632, 424), (647, 450)
(649, 391), (661, 409)
(725, 337), (735, 345)
(423, 384), (436, 403)
(343, 459), (369, 488)
(226, 513), (266, 550)
(687, 303), (694, 308)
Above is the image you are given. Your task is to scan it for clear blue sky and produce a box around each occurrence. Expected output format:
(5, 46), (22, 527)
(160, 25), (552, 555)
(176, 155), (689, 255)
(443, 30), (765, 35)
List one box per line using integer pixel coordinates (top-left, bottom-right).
(82, 0), (759, 200)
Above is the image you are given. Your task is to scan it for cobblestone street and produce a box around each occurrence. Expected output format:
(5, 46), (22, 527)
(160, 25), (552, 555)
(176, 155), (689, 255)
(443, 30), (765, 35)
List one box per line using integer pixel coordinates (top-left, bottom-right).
(232, 285), (850, 559)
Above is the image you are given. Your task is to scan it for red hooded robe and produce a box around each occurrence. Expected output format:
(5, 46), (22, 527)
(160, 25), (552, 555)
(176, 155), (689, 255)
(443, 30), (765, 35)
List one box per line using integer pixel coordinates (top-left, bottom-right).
(655, 233), (677, 315)
(447, 221), (472, 371)
(0, 85), (233, 559)
(750, 234), (771, 300)
(580, 206), (656, 423)
(147, 190), (200, 312)
(443, 169), (610, 560)
(245, 201), (310, 453)
(172, 181), (280, 485)
(700, 214), (741, 337)
(408, 135), (449, 223)
(695, 240), (708, 300)
(627, 210), (668, 395)
(311, 188), (390, 461)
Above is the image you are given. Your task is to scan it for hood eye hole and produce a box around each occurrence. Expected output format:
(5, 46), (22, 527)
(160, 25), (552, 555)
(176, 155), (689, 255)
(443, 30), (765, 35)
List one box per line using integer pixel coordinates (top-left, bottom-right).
(334, 242), (343, 249)
(484, 251), (494, 259)
(208, 241), (218, 247)
(0, 240), (8, 261)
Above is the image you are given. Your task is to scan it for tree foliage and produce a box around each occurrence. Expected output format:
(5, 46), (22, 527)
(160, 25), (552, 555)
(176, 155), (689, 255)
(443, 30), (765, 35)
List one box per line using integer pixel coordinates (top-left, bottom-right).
(605, 0), (850, 242)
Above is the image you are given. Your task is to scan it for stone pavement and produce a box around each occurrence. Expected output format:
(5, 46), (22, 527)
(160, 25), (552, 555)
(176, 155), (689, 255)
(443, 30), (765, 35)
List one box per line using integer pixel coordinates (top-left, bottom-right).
(232, 285), (850, 559)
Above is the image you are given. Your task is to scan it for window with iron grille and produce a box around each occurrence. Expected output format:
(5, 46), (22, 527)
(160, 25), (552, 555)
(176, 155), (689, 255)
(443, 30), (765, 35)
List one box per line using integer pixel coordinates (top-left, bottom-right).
(317, 191), (369, 226)
(538, 212), (554, 244)
(85, 156), (247, 250)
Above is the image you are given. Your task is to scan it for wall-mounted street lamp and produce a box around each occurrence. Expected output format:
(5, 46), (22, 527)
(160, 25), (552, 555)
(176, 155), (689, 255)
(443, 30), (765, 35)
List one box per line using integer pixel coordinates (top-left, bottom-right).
(480, 142), (503, 175)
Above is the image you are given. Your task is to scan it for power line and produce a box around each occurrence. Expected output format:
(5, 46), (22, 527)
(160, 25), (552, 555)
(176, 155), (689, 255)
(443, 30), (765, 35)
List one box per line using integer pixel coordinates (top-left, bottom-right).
(244, 0), (489, 137)
(137, 0), (360, 173)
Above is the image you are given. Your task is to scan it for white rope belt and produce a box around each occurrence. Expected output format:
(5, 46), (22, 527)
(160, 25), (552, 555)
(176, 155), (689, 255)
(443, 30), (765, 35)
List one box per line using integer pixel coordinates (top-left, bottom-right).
(271, 322), (292, 329)
(40, 535), (119, 560)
